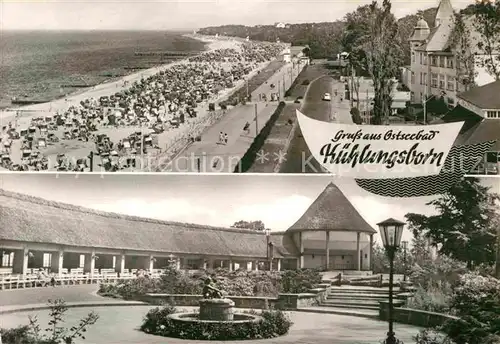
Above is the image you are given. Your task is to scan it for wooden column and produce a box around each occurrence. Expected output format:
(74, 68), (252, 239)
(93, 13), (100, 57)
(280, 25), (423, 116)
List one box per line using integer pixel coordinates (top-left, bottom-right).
(356, 232), (361, 271)
(148, 255), (154, 273)
(325, 231), (331, 270)
(51, 250), (64, 276)
(298, 232), (304, 269)
(369, 234), (374, 272)
(115, 254), (126, 274)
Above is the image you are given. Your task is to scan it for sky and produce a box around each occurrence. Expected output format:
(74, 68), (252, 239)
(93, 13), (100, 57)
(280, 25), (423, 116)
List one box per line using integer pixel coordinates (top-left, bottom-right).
(2, 173), (497, 244)
(0, 0), (472, 31)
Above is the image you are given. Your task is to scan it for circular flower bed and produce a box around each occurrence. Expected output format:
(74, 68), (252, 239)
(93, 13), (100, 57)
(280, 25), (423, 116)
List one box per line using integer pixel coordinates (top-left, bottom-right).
(141, 305), (293, 340)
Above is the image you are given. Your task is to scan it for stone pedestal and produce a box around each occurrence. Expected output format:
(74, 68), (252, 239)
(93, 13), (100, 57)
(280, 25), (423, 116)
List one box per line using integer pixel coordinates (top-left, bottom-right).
(199, 299), (235, 321)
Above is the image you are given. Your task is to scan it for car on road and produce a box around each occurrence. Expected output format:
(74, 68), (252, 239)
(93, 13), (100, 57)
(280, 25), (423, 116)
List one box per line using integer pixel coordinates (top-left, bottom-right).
(323, 93), (331, 101)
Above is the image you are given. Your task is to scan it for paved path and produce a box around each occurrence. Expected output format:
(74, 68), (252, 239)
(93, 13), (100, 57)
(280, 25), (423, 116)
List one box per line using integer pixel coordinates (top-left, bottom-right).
(1, 305), (421, 344)
(167, 102), (278, 173)
(0, 285), (422, 343)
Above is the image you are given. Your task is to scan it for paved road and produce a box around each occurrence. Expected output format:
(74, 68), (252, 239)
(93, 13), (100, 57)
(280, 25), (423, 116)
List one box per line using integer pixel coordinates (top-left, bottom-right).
(280, 75), (354, 173)
(280, 75), (333, 173)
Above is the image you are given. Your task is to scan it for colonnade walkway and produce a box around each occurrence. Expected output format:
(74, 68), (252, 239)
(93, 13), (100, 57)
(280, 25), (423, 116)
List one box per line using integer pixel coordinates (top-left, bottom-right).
(0, 285), (422, 344)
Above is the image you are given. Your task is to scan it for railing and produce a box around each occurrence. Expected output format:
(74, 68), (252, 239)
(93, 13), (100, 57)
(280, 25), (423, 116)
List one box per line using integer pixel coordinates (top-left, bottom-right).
(0, 270), (164, 290)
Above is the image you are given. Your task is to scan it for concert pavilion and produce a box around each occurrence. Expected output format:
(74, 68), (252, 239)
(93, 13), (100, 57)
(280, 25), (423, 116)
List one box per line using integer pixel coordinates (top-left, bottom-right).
(0, 183), (376, 276)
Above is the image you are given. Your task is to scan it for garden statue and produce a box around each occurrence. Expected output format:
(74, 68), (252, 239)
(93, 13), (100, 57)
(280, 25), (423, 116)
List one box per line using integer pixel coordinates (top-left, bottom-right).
(202, 277), (223, 299)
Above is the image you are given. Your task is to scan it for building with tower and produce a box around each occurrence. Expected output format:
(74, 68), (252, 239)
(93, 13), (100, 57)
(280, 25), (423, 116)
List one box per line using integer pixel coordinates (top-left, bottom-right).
(407, 0), (499, 107)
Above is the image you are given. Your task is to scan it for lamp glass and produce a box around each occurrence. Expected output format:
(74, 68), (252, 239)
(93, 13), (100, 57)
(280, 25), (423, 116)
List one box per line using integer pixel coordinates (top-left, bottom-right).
(379, 223), (404, 248)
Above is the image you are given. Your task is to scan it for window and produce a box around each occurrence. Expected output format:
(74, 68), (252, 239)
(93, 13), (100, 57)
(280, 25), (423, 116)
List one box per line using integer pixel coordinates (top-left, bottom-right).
(447, 97), (455, 105)
(431, 73), (438, 87)
(423, 54), (428, 65)
(411, 51), (415, 63)
(423, 73), (427, 85)
(411, 72), (415, 84)
(79, 254), (85, 268)
(419, 72), (423, 85)
(447, 57), (454, 69)
(487, 111), (499, 118)
(447, 76), (455, 91)
(439, 56), (445, 67)
(431, 56), (438, 66)
(439, 74), (445, 89)
(420, 53), (423, 64)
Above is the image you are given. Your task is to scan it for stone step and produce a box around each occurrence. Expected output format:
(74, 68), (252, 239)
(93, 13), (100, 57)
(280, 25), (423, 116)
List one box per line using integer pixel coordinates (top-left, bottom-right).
(323, 299), (381, 307)
(298, 306), (380, 319)
(327, 293), (389, 299)
(328, 289), (392, 295)
(320, 302), (380, 310)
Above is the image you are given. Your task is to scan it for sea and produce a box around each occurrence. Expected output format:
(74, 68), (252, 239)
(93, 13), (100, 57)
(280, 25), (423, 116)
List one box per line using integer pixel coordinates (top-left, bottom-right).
(0, 30), (207, 109)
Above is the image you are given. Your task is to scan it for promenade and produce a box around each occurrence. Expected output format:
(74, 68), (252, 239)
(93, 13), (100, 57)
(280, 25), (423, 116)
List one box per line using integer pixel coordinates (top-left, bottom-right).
(165, 62), (301, 173)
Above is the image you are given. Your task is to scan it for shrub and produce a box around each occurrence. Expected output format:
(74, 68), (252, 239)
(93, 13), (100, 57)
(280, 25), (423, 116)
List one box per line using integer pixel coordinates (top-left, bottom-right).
(280, 269), (322, 293)
(441, 273), (500, 344)
(413, 329), (453, 344)
(140, 304), (177, 334)
(99, 276), (161, 300)
(140, 306), (293, 340)
(0, 299), (99, 344)
(406, 281), (452, 314)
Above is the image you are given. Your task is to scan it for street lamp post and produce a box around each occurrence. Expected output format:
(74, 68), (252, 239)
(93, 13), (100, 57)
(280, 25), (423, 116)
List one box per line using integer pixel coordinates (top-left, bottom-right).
(377, 218), (405, 344)
(402, 241), (408, 282)
(265, 229), (273, 271)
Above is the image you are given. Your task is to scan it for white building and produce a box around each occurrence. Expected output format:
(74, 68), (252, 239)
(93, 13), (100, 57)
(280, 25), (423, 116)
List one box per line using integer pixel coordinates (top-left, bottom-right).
(275, 22), (286, 29)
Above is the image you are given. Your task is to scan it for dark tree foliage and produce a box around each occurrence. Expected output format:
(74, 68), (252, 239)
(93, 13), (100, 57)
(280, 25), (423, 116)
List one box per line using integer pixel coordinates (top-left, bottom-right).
(405, 177), (499, 268)
(231, 220), (266, 231)
(342, 0), (404, 125)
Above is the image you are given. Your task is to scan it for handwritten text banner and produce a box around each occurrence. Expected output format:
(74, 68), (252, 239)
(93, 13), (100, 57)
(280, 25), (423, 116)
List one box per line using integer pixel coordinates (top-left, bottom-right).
(296, 110), (463, 179)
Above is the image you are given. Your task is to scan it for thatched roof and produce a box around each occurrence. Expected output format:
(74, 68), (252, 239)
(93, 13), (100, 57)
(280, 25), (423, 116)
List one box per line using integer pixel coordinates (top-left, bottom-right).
(0, 189), (297, 259)
(287, 183), (376, 234)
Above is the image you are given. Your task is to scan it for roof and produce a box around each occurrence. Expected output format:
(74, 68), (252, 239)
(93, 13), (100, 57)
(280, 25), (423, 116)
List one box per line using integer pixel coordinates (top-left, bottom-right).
(460, 119), (500, 151)
(0, 189), (298, 258)
(435, 0), (454, 24)
(287, 183), (376, 234)
(441, 104), (484, 145)
(457, 81), (500, 109)
(425, 18), (454, 51)
(441, 104), (500, 150)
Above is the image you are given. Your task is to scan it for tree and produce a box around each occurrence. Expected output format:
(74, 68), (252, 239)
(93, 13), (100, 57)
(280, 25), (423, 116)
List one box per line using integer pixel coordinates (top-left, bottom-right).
(343, 0), (404, 125)
(405, 177), (499, 269)
(231, 220), (266, 231)
(450, 11), (478, 91)
(350, 107), (363, 124)
(469, 0), (500, 81)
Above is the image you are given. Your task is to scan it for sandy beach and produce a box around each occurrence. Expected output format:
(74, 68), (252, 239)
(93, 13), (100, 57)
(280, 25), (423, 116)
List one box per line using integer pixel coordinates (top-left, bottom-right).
(0, 35), (283, 171)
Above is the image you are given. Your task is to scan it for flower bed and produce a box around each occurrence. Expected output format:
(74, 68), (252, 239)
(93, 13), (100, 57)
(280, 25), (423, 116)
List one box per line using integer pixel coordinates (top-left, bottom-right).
(140, 305), (293, 340)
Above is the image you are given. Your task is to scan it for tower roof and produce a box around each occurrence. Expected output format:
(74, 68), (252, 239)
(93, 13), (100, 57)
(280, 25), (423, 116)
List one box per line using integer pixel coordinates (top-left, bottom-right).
(287, 182), (376, 234)
(436, 0), (454, 24)
(416, 18), (430, 29)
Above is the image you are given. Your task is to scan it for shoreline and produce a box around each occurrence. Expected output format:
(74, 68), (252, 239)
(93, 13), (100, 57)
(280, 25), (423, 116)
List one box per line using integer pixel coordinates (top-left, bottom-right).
(0, 35), (219, 127)
(0, 34), (212, 119)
